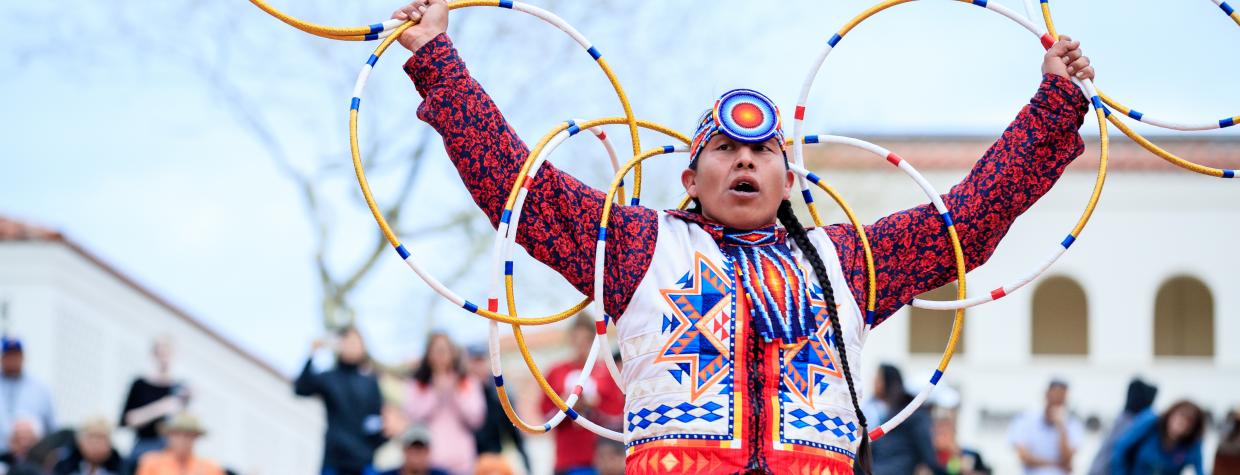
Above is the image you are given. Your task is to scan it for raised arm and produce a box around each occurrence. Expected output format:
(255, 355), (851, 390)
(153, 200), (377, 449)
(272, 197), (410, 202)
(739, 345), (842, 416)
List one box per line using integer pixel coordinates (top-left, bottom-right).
(396, 1), (656, 318)
(824, 39), (1092, 325)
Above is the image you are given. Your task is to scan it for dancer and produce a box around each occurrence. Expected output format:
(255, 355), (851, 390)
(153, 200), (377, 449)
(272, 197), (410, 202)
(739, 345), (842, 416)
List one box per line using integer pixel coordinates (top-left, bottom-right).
(392, 1), (1094, 472)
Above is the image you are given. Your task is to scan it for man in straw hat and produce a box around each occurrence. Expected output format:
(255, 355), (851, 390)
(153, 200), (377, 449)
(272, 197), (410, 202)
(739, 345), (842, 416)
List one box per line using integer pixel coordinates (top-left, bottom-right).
(134, 413), (223, 475)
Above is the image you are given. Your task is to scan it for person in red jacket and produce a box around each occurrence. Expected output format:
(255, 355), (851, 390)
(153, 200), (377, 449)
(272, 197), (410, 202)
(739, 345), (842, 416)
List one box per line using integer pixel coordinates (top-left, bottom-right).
(390, 1), (1094, 472)
(539, 316), (624, 475)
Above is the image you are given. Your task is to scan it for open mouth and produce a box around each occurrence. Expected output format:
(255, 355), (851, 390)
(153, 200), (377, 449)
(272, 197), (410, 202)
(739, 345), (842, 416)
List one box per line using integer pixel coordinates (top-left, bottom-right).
(728, 177), (761, 197)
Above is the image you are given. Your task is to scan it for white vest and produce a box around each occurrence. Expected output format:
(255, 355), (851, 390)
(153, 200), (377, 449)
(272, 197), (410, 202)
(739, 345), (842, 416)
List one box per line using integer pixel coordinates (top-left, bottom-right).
(617, 211), (868, 458)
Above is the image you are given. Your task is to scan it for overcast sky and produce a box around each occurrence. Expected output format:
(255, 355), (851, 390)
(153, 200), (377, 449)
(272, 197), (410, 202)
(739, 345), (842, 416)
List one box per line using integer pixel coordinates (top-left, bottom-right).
(2, 0), (1237, 374)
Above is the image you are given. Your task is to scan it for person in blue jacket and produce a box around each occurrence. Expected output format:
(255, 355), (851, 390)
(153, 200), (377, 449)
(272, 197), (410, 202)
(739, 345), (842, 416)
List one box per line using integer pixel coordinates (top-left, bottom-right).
(1111, 400), (1205, 475)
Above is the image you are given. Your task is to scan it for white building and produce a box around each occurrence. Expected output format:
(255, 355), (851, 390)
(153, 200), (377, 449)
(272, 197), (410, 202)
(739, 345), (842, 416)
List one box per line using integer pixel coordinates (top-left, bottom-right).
(0, 218), (323, 474)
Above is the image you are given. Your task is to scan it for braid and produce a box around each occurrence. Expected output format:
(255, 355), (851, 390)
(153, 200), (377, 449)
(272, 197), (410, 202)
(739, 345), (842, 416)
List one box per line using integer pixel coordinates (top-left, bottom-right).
(777, 200), (873, 475)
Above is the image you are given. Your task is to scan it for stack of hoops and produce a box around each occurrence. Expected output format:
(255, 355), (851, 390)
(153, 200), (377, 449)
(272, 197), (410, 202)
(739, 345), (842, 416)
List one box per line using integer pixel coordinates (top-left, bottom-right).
(249, 0), (1237, 443)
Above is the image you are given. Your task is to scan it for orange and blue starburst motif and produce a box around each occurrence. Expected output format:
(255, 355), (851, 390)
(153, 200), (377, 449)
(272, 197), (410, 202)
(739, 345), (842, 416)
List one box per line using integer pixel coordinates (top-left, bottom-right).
(657, 252), (735, 402)
(781, 291), (844, 407)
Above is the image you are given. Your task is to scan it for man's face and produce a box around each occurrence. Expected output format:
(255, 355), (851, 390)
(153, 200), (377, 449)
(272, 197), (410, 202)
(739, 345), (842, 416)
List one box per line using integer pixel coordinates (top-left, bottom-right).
(166, 432), (197, 457)
(1, 351), (23, 376)
(682, 135), (793, 230)
(77, 432), (112, 464)
(338, 329), (367, 365)
(8, 420), (37, 456)
(467, 355), (490, 382)
(594, 445), (626, 475)
(1046, 385), (1067, 408)
(570, 327), (593, 362)
(403, 443), (431, 471)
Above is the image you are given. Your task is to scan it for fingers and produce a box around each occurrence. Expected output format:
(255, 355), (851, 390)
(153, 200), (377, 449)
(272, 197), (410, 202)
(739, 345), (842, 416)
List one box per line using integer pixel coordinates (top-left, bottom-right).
(1066, 55), (1090, 75)
(1075, 65), (1096, 81)
(1060, 47), (1083, 65)
(1046, 35), (1079, 57)
(392, 1), (429, 21)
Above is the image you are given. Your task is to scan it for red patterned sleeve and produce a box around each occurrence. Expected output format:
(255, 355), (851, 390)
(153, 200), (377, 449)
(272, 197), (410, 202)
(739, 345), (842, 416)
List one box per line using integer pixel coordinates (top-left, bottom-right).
(822, 74), (1090, 326)
(403, 33), (657, 319)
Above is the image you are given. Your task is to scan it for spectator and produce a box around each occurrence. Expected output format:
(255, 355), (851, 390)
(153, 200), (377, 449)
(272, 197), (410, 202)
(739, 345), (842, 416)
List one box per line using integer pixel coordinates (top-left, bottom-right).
(118, 337), (190, 475)
(539, 315), (623, 475)
(864, 364), (947, 475)
(1111, 400), (1205, 475)
(464, 344), (529, 473)
(378, 425), (448, 475)
(133, 413), (223, 475)
(404, 333), (484, 475)
(0, 417), (45, 474)
(1214, 407), (1240, 474)
(593, 438), (625, 475)
(1087, 378), (1157, 475)
(0, 337), (56, 453)
(471, 455), (512, 475)
(1008, 379), (1085, 475)
(52, 417), (122, 475)
(294, 326), (387, 475)
(930, 414), (991, 475)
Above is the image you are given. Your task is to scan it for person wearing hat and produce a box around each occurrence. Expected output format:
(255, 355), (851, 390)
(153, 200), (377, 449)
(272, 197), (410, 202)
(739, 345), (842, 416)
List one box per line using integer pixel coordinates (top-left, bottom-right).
(133, 413), (223, 475)
(379, 426), (449, 475)
(52, 417), (123, 475)
(391, 1), (1094, 472)
(0, 336), (56, 455)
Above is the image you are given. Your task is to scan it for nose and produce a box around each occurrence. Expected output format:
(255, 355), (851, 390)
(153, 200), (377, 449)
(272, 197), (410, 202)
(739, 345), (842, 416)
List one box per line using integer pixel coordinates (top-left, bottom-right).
(734, 148), (756, 170)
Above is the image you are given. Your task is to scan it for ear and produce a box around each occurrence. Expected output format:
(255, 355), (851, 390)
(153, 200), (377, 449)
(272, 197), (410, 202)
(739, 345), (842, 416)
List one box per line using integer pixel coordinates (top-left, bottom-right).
(681, 167), (699, 199)
(782, 169), (795, 200)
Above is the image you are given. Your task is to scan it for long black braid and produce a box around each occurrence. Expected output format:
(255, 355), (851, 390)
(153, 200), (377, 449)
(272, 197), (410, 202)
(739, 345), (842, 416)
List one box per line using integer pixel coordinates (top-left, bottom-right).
(776, 200), (873, 475)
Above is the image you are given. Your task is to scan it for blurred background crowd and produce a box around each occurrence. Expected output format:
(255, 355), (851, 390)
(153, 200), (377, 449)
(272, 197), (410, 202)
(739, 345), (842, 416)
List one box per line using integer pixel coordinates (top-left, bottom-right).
(0, 311), (1236, 474)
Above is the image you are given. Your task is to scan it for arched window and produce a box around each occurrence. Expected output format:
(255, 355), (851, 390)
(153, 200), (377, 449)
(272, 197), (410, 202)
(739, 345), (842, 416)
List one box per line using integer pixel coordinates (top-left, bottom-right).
(909, 283), (964, 354)
(1031, 276), (1089, 355)
(1154, 276), (1214, 357)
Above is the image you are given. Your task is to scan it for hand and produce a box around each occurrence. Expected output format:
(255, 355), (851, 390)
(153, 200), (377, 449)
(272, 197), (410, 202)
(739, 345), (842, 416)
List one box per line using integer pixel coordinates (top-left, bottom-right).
(433, 374), (457, 394)
(392, 0), (450, 53)
(311, 338), (329, 352)
(159, 395), (186, 415)
(1042, 35), (1094, 82)
(1048, 406), (1068, 428)
(174, 384), (193, 403)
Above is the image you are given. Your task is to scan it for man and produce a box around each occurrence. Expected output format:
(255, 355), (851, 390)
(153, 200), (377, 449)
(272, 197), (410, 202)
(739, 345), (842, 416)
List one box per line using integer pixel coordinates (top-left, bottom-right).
(392, 1), (1093, 471)
(0, 337), (56, 453)
(53, 417), (123, 475)
(464, 344), (529, 473)
(1008, 380), (1085, 475)
(378, 426), (448, 475)
(294, 326), (387, 475)
(133, 413), (223, 475)
(0, 418), (44, 474)
(593, 438), (626, 475)
(537, 316), (623, 475)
